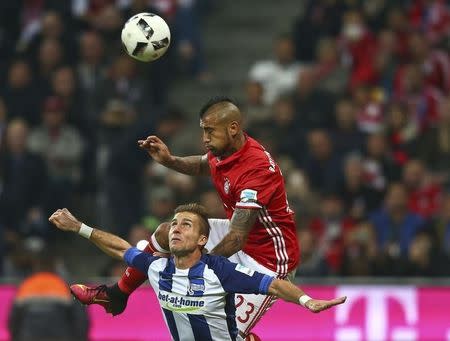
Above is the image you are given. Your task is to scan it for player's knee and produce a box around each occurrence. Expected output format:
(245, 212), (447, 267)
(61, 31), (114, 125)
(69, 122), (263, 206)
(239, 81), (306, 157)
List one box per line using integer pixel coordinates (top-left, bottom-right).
(154, 222), (170, 250)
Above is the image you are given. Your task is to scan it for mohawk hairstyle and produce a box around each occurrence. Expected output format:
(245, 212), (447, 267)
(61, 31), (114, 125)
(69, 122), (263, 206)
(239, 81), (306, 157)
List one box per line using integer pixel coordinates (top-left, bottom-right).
(199, 96), (237, 118)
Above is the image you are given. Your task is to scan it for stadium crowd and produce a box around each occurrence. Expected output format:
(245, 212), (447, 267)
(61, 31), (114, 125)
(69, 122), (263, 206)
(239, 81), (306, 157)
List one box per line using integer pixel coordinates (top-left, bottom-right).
(1, 0), (450, 281)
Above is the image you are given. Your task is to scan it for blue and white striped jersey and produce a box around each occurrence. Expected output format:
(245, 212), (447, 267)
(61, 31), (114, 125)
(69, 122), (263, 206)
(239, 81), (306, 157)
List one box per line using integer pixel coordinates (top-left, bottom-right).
(124, 247), (274, 341)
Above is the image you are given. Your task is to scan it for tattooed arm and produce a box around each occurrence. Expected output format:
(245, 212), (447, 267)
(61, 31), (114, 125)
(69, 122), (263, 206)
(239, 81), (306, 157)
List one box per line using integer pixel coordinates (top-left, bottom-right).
(210, 208), (259, 258)
(165, 154), (210, 176)
(138, 135), (210, 176)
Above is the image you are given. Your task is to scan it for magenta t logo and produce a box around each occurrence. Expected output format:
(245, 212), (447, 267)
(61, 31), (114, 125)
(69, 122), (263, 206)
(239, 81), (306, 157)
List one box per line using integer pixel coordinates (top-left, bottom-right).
(335, 286), (418, 341)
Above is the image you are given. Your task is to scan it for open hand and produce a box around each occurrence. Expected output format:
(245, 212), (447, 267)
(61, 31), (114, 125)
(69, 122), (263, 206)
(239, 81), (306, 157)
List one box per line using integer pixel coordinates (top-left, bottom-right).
(305, 296), (347, 313)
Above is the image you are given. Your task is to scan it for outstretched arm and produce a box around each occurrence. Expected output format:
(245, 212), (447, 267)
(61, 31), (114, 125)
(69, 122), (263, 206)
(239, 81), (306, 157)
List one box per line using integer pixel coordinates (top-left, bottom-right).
(268, 279), (347, 313)
(210, 208), (258, 258)
(49, 208), (131, 260)
(138, 135), (210, 176)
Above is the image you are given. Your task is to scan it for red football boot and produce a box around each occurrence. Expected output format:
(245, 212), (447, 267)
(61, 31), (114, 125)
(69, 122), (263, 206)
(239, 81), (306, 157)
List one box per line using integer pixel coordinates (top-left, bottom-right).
(70, 284), (128, 316)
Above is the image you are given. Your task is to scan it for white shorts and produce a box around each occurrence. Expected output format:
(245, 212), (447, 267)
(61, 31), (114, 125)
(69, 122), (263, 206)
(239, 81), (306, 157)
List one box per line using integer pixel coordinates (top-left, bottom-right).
(205, 219), (292, 337)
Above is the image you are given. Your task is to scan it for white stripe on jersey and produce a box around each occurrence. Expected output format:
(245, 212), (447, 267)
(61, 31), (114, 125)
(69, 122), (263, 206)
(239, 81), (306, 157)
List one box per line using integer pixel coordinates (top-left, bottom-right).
(264, 207), (289, 277)
(259, 214), (282, 274)
(258, 207), (289, 277)
(173, 312), (196, 340)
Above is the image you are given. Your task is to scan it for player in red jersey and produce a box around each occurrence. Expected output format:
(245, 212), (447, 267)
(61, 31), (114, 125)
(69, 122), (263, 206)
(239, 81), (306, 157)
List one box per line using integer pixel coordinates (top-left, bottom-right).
(71, 96), (300, 338)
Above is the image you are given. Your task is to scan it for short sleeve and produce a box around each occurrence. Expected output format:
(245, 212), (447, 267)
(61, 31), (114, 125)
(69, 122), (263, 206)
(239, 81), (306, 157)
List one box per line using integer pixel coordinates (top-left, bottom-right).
(206, 255), (274, 295)
(124, 247), (159, 274)
(234, 165), (280, 210)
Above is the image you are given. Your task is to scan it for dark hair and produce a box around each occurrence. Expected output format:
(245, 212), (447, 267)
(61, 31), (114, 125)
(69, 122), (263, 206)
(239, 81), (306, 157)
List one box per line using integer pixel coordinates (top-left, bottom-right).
(199, 96), (237, 118)
(174, 203), (210, 238)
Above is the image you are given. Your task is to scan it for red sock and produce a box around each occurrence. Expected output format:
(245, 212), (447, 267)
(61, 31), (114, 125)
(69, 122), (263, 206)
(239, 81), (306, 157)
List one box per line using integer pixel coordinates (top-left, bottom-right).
(117, 235), (168, 294)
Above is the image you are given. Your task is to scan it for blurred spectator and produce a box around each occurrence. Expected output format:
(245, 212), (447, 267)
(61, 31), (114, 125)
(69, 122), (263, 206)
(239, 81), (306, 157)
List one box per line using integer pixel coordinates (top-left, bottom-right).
(339, 9), (378, 89)
(36, 38), (65, 94)
(249, 95), (304, 160)
(2, 60), (41, 126)
(155, 107), (186, 141)
(394, 63), (442, 131)
(402, 159), (443, 219)
(0, 97), (8, 141)
(102, 259), (128, 279)
(91, 4), (124, 59)
(302, 129), (342, 193)
(51, 66), (87, 131)
(200, 189), (226, 219)
(430, 193), (450, 256)
(418, 95), (450, 183)
(385, 6), (411, 62)
(165, 170), (197, 203)
(295, 228), (329, 277)
(408, 0), (450, 45)
(128, 223), (151, 246)
(330, 96), (366, 156)
(173, 0), (210, 80)
(373, 29), (399, 97)
(284, 168), (320, 224)
(0, 3), (22, 68)
(160, 108), (202, 156)
(385, 101), (418, 166)
(28, 97), (84, 213)
(103, 115), (154, 236)
(0, 119), (47, 238)
(22, 11), (77, 65)
(369, 183), (425, 259)
(401, 230), (447, 276)
(362, 0), (393, 33)
(293, 0), (347, 62)
(352, 84), (384, 134)
(77, 31), (107, 122)
(363, 132), (400, 191)
(313, 37), (349, 95)
(97, 54), (152, 117)
(242, 81), (271, 125)
(8, 248), (88, 341)
(142, 187), (176, 232)
(97, 99), (137, 194)
(340, 222), (378, 276)
(407, 31), (450, 93)
(293, 68), (336, 130)
(308, 194), (356, 274)
(249, 34), (302, 105)
(338, 154), (384, 221)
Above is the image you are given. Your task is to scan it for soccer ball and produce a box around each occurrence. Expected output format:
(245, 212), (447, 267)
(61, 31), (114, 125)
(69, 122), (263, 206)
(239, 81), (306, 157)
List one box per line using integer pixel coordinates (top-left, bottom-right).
(121, 13), (171, 62)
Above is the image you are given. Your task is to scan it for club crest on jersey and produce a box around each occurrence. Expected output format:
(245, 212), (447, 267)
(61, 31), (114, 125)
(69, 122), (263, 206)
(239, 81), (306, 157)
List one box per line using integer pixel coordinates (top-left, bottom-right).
(223, 177), (230, 195)
(187, 283), (205, 295)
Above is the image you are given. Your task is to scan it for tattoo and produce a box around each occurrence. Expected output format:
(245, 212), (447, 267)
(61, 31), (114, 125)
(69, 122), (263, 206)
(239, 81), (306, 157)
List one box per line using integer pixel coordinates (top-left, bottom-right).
(210, 230), (243, 258)
(168, 155), (210, 176)
(210, 208), (258, 257)
(230, 208), (258, 231)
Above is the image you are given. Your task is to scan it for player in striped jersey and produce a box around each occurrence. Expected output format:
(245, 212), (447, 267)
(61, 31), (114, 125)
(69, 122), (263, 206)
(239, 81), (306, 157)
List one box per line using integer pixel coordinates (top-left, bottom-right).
(49, 204), (346, 341)
(71, 96), (301, 339)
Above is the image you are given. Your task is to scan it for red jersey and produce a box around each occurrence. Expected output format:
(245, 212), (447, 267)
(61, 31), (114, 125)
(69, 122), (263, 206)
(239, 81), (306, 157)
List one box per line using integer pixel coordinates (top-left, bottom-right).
(208, 136), (300, 276)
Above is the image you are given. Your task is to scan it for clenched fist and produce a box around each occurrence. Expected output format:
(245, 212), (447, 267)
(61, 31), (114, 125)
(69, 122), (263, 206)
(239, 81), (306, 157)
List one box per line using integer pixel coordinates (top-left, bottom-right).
(49, 208), (82, 233)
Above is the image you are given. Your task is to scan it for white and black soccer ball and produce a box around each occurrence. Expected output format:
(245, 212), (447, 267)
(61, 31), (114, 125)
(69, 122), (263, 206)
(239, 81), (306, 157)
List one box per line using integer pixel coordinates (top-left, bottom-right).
(121, 13), (170, 62)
